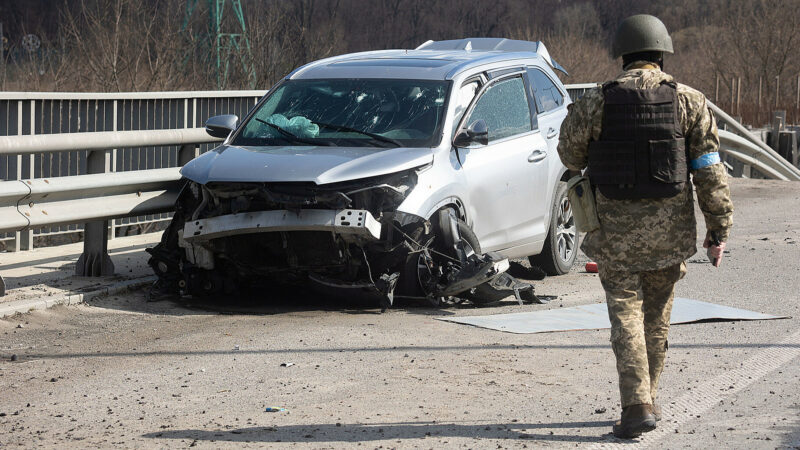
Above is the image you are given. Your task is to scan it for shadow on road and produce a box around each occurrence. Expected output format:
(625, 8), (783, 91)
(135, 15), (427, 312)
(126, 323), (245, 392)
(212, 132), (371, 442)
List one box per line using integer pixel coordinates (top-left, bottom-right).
(85, 276), (531, 317)
(142, 420), (635, 444)
(778, 405), (800, 448)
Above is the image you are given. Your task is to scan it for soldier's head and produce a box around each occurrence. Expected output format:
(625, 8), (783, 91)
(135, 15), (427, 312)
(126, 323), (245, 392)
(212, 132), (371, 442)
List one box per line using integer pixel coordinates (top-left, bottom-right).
(612, 15), (673, 70)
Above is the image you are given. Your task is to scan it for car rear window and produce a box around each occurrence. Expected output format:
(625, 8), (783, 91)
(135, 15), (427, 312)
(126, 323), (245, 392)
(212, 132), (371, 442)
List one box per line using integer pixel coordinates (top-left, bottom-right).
(528, 68), (564, 113)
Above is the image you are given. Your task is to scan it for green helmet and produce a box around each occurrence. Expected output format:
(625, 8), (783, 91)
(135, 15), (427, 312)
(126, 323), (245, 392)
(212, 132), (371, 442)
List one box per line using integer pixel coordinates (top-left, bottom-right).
(612, 14), (674, 59)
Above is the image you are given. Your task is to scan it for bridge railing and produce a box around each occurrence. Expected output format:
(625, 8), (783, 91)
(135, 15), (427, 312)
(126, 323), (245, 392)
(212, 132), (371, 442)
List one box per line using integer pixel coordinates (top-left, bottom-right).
(0, 90), (267, 251)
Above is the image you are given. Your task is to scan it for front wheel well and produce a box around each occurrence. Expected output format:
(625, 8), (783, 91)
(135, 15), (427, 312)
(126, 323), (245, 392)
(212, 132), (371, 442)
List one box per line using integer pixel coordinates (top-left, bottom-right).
(426, 198), (466, 223)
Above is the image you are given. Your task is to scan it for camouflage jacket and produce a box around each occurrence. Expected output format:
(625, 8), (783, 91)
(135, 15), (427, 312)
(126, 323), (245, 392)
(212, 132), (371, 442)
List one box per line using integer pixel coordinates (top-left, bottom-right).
(557, 66), (734, 271)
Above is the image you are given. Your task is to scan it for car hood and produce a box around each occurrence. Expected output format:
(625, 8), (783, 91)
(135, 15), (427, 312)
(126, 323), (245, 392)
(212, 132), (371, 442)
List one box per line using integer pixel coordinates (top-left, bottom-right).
(181, 144), (434, 185)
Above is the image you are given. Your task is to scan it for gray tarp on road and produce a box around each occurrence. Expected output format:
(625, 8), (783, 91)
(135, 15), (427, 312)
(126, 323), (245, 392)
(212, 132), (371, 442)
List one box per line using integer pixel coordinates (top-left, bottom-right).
(437, 298), (789, 334)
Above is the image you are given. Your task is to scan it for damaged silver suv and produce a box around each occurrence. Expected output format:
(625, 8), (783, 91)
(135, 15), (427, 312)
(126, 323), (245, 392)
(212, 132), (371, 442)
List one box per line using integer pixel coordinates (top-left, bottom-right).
(148, 38), (577, 309)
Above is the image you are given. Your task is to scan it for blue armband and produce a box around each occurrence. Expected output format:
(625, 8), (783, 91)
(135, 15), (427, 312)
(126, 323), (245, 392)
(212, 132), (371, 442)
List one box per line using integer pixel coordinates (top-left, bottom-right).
(690, 152), (721, 170)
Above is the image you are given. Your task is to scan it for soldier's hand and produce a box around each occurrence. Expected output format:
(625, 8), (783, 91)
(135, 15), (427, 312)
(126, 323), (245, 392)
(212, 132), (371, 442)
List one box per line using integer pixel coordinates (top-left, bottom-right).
(703, 232), (726, 268)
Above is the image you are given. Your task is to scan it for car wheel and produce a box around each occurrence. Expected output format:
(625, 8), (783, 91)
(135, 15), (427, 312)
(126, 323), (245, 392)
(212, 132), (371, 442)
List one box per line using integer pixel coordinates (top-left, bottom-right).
(528, 181), (578, 275)
(399, 208), (481, 300)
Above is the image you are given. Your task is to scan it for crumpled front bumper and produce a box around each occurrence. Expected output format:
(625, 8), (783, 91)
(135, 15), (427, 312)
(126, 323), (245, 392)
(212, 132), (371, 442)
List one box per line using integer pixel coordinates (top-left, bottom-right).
(182, 209), (382, 243)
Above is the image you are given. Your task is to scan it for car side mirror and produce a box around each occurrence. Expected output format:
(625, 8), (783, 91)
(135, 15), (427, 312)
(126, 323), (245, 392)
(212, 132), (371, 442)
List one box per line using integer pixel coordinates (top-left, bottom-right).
(205, 114), (239, 138)
(453, 119), (489, 147)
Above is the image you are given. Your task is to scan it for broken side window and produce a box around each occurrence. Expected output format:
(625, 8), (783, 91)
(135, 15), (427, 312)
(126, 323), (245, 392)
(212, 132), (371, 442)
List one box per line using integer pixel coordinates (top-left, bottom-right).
(464, 76), (532, 142)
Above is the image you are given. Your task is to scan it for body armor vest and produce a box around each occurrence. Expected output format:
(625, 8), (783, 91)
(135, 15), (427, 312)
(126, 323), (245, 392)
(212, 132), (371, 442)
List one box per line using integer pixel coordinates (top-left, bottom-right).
(588, 81), (688, 200)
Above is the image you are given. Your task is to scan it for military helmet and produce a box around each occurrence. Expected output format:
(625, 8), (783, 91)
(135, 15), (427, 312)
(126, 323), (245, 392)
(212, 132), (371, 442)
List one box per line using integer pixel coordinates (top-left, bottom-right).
(612, 14), (674, 59)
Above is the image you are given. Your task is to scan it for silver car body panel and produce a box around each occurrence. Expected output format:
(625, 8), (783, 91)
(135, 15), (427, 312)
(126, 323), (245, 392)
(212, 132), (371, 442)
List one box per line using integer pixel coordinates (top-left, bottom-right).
(182, 209), (381, 243)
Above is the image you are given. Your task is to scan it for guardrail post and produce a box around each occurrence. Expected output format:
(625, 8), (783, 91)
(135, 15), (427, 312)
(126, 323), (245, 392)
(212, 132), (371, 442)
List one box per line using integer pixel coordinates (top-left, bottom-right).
(75, 149), (115, 276)
(779, 131), (799, 167)
(110, 99), (118, 241)
(178, 143), (198, 166)
(11, 99), (33, 252)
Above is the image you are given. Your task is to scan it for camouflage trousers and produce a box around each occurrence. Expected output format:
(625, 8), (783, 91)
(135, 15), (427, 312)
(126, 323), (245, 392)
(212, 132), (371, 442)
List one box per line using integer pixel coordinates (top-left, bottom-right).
(598, 262), (687, 408)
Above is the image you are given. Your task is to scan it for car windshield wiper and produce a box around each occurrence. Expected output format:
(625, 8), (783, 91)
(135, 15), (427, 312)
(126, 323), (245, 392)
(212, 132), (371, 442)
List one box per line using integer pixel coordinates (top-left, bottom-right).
(254, 118), (331, 146)
(312, 121), (403, 148)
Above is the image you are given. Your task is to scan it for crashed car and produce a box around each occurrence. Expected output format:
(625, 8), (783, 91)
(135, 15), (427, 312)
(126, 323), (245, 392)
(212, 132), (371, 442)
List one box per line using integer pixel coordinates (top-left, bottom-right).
(148, 38), (578, 309)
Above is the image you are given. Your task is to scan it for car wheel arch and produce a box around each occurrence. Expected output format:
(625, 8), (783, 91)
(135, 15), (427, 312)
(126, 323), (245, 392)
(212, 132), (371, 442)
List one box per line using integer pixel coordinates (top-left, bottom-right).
(423, 196), (467, 224)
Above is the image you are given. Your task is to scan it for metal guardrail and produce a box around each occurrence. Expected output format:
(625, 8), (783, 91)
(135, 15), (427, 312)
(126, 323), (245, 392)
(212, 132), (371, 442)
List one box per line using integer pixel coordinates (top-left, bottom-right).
(0, 125), (223, 286)
(564, 83), (598, 100)
(0, 168), (182, 232)
(0, 90), (267, 252)
(0, 127), (224, 232)
(709, 102), (800, 181)
(0, 128), (218, 155)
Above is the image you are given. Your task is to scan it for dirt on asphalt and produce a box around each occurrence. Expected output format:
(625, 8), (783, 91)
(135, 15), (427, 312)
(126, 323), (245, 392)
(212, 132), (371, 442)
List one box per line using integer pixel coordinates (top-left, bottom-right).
(1, 177), (799, 449)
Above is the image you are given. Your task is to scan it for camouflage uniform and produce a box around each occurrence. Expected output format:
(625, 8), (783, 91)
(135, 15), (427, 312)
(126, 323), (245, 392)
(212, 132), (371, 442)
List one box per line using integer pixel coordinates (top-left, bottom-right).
(557, 64), (734, 407)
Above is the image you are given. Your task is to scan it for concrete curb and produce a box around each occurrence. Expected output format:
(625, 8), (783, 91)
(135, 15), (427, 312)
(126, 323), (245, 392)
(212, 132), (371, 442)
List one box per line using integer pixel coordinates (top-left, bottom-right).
(0, 276), (156, 319)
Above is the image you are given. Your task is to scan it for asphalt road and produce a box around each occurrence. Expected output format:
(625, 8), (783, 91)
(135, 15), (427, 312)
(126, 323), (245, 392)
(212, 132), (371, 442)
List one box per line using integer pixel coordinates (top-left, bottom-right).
(1, 178), (799, 449)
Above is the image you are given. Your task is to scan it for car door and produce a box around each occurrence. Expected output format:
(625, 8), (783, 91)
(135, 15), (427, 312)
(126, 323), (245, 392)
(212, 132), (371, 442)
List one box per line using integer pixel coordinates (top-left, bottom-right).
(527, 66), (569, 174)
(454, 72), (551, 252)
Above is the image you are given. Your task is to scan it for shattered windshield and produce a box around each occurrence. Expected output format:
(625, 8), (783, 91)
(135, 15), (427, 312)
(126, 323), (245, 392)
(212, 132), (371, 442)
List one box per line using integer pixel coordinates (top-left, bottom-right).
(234, 79), (450, 148)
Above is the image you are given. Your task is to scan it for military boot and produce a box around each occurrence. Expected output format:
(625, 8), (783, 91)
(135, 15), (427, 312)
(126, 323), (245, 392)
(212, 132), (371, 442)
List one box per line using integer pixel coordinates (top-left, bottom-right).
(612, 404), (657, 438)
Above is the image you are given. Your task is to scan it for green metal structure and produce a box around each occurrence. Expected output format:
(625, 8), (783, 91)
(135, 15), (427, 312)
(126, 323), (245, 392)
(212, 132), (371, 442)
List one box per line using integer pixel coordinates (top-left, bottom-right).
(183, 0), (257, 89)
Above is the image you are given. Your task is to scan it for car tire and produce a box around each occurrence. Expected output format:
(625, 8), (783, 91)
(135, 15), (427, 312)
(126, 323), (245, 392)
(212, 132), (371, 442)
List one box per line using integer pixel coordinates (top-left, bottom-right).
(528, 181), (579, 275)
(399, 208), (481, 298)
(435, 208), (482, 257)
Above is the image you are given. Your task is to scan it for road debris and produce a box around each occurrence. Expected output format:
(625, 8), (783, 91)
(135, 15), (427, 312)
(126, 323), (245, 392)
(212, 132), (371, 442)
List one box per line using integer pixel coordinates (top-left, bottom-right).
(585, 262), (598, 273)
(280, 362), (295, 367)
(507, 261), (547, 280)
(265, 407), (286, 412)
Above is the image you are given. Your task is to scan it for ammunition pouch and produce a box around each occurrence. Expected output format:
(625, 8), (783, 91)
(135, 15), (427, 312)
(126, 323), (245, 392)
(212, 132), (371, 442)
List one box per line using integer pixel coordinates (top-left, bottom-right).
(567, 175), (600, 233)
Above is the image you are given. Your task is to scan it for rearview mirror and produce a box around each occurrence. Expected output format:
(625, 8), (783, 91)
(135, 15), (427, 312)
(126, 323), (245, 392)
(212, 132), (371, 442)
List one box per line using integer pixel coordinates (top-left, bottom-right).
(205, 114), (239, 138)
(453, 119), (489, 147)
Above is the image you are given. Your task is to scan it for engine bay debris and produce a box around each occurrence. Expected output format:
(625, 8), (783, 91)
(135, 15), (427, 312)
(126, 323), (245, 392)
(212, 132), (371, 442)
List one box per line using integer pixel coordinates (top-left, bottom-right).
(147, 176), (540, 310)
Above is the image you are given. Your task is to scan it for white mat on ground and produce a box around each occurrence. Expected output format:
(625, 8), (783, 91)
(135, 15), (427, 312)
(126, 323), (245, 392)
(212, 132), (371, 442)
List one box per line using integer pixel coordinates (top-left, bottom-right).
(437, 298), (788, 334)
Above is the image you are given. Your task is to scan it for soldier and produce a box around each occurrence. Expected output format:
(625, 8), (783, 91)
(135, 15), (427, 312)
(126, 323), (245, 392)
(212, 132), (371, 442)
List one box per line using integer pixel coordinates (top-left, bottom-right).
(557, 15), (734, 438)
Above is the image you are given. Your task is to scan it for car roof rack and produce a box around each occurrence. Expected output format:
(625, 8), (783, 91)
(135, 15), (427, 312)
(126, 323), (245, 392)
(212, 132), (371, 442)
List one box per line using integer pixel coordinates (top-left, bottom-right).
(416, 38), (568, 75)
